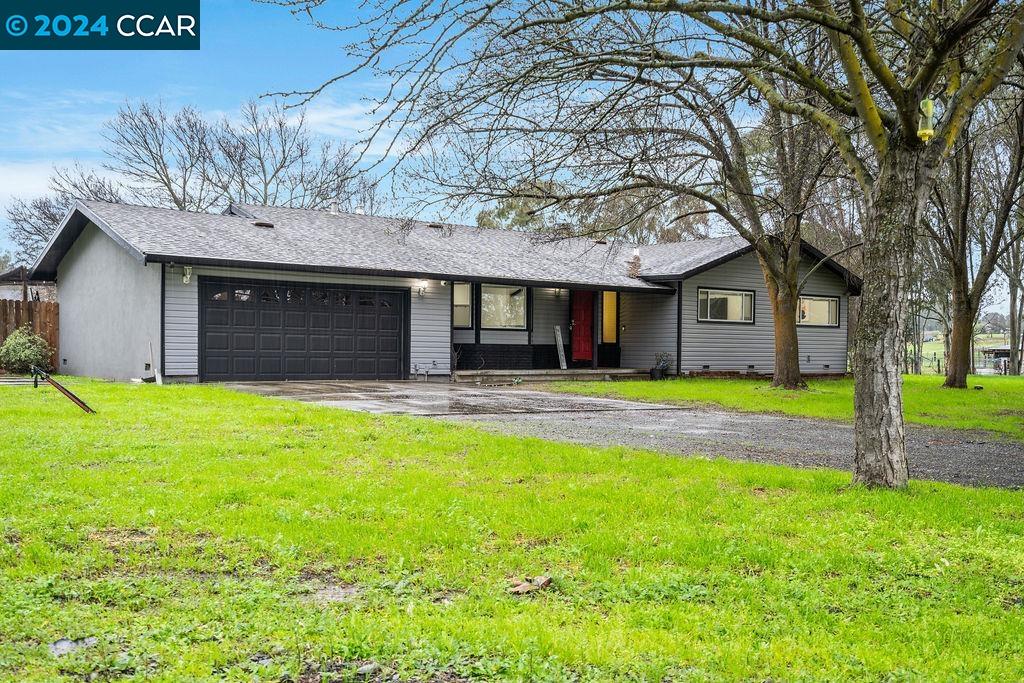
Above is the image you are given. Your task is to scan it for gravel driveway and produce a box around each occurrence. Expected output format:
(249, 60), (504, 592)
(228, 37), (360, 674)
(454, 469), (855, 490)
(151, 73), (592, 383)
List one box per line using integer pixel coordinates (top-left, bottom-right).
(447, 405), (1024, 488)
(227, 380), (1024, 488)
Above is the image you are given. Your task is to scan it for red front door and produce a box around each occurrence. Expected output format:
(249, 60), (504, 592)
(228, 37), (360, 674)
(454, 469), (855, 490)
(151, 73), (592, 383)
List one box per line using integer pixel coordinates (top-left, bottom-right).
(571, 291), (594, 361)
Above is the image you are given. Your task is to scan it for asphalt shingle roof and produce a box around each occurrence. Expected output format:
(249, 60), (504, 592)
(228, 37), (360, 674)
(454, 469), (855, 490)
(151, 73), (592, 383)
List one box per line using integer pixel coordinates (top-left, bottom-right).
(35, 201), (794, 290)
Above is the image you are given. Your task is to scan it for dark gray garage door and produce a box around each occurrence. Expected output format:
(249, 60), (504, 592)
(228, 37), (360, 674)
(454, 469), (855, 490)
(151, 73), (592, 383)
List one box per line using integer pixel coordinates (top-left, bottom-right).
(200, 279), (407, 381)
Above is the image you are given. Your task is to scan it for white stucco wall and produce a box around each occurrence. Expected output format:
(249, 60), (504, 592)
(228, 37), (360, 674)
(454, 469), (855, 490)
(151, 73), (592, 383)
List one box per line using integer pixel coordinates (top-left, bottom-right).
(56, 223), (162, 380)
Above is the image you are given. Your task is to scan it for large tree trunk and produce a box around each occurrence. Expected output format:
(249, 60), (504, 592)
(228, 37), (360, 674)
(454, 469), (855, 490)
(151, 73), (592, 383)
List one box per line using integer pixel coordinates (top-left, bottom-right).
(765, 276), (805, 389)
(944, 285), (976, 388)
(852, 147), (930, 489)
(1011, 282), (1022, 375)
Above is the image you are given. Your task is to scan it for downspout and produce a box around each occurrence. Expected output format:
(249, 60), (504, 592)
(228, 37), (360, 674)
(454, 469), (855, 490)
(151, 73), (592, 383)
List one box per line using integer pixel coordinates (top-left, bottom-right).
(675, 281), (683, 376)
(160, 263), (165, 377)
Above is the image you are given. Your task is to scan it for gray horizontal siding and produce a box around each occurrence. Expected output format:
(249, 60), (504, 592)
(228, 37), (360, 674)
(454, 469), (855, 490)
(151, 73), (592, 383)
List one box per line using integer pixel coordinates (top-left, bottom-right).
(619, 289), (678, 370)
(679, 252), (849, 374)
(531, 287), (570, 345)
(163, 265), (450, 378)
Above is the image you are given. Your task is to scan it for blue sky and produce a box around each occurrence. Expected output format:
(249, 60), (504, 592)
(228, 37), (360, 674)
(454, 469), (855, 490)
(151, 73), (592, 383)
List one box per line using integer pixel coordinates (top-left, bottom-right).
(0, 0), (391, 254)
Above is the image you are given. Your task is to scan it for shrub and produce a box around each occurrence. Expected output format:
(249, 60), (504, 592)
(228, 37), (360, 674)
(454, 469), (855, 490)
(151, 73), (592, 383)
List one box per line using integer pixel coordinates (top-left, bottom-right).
(0, 326), (52, 374)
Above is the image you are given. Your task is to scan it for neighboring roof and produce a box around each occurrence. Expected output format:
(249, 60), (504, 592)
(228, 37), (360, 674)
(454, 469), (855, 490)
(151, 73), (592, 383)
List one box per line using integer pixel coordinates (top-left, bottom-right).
(31, 200), (861, 293)
(0, 265), (53, 284)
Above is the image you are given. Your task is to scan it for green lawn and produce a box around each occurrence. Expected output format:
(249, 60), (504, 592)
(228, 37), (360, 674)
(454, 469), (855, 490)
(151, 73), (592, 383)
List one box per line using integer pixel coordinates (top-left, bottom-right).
(2, 381), (1024, 681)
(555, 374), (1024, 440)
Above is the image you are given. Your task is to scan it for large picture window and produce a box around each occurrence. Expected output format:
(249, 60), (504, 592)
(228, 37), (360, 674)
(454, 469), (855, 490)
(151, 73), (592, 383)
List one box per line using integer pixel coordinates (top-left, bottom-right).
(798, 295), (839, 327)
(452, 282), (472, 328)
(698, 288), (754, 323)
(481, 284), (526, 329)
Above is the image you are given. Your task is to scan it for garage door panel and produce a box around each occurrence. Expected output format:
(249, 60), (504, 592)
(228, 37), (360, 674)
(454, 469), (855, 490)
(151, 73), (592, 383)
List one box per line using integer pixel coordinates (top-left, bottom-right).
(259, 356), (282, 374)
(378, 358), (400, 375)
(232, 309), (257, 327)
(355, 358), (378, 376)
(206, 309), (229, 326)
(284, 357), (307, 374)
(232, 357), (256, 374)
(309, 357), (331, 374)
(259, 334), (282, 352)
(285, 334), (307, 352)
(284, 311), (307, 328)
(232, 333), (256, 351)
(259, 310), (282, 327)
(206, 332), (229, 351)
(206, 356), (229, 374)
(201, 280), (405, 381)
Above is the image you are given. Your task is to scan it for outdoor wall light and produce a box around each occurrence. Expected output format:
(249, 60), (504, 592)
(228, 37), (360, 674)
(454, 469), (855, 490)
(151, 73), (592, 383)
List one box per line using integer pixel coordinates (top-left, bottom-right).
(182, 266), (193, 284)
(417, 280), (429, 296)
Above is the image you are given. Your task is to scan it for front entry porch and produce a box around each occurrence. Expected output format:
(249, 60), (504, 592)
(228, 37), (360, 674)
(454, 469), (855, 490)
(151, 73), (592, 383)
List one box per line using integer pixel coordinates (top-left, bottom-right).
(451, 367), (649, 384)
(451, 284), (629, 373)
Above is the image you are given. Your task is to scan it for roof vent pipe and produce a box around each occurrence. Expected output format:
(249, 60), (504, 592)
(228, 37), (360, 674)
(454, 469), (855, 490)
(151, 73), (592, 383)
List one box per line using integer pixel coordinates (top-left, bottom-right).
(354, 205), (365, 215)
(329, 200), (339, 215)
(626, 248), (642, 278)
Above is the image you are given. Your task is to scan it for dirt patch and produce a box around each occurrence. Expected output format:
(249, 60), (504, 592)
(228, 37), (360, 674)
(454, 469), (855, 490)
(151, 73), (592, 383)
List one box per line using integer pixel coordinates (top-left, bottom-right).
(294, 659), (473, 682)
(88, 527), (155, 548)
(298, 568), (363, 605)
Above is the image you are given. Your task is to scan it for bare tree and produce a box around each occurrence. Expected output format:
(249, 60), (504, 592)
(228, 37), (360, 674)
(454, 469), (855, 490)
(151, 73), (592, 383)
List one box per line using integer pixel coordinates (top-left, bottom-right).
(1000, 210), (1024, 374)
(205, 102), (358, 210)
(5, 100), (379, 264)
(4, 166), (124, 264)
(270, 0), (1024, 485)
(0, 251), (12, 273)
(925, 90), (1024, 387)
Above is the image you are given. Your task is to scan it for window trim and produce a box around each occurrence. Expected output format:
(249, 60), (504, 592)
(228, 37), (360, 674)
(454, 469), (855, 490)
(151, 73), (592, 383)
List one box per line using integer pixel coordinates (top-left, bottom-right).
(479, 283), (528, 330)
(451, 281), (474, 329)
(796, 293), (841, 328)
(696, 287), (756, 325)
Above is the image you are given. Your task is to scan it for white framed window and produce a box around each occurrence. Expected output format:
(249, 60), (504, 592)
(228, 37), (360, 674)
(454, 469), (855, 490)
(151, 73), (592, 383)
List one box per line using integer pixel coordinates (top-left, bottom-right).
(698, 288), (754, 324)
(481, 284), (527, 329)
(798, 295), (839, 327)
(452, 282), (472, 328)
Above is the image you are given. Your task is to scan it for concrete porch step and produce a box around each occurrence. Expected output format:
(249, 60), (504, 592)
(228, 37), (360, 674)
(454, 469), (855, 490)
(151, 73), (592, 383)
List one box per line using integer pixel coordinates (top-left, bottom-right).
(452, 368), (650, 384)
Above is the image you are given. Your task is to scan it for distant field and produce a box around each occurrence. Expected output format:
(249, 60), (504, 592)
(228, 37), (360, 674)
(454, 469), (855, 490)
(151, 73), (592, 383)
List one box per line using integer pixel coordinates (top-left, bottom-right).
(913, 333), (1010, 374)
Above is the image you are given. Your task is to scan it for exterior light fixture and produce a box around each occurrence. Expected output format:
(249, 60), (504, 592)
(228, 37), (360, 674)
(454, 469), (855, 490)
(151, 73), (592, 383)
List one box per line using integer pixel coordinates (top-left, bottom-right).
(182, 266), (193, 284)
(417, 280), (429, 296)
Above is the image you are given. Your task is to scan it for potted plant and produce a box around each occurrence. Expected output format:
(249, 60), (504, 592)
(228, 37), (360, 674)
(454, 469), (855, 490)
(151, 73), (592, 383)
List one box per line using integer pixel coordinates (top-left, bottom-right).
(650, 352), (670, 380)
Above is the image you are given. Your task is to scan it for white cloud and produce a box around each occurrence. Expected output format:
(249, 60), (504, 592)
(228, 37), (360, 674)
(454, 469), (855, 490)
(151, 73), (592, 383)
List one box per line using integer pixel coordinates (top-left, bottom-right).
(0, 160), (63, 206)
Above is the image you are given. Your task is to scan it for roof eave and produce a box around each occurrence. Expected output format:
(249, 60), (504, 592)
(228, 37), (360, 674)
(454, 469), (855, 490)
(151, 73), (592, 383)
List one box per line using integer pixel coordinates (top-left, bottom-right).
(30, 202), (147, 280)
(640, 241), (863, 295)
(146, 254), (675, 293)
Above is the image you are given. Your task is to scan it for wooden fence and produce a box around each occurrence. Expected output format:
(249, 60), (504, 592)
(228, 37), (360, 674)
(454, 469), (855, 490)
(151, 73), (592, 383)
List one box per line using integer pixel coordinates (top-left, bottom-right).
(0, 300), (59, 371)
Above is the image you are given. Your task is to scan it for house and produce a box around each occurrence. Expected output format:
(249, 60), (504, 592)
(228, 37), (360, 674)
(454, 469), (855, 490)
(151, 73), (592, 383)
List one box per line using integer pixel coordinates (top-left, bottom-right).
(0, 265), (56, 302)
(31, 200), (860, 382)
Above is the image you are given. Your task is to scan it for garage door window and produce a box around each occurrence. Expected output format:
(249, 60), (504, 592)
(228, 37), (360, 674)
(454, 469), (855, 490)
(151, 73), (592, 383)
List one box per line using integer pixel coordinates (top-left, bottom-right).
(311, 289), (330, 306)
(286, 288), (305, 305)
(259, 287), (280, 304)
(234, 288), (253, 303)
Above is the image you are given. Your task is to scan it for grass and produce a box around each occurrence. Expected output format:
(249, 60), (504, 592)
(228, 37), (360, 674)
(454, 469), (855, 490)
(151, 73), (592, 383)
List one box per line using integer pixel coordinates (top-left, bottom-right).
(2, 380), (1024, 681)
(554, 374), (1024, 441)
